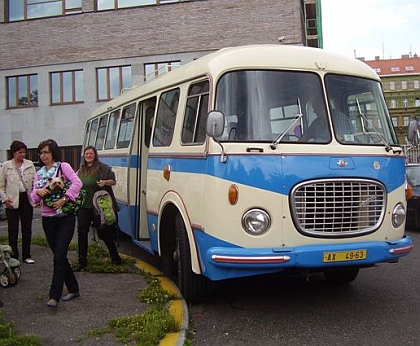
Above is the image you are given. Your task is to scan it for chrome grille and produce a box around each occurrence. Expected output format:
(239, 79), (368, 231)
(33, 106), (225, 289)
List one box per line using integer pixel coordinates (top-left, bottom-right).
(291, 179), (386, 237)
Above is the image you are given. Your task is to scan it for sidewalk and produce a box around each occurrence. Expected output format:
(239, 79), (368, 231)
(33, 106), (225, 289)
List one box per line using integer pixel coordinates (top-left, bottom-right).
(0, 214), (187, 345)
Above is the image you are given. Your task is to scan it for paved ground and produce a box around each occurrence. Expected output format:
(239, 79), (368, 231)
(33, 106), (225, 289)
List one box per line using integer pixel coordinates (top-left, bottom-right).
(0, 211), (187, 346)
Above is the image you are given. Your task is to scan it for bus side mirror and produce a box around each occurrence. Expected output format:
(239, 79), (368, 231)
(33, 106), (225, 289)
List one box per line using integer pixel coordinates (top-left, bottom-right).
(407, 118), (419, 144)
(206, 111), (225, 137)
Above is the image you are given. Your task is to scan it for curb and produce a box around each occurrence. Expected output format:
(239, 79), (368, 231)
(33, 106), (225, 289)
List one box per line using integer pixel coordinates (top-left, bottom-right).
(133, 259), (188, 346)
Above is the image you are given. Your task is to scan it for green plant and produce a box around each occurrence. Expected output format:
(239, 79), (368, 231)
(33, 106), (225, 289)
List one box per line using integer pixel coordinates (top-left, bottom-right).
(0, 310), (40, 346)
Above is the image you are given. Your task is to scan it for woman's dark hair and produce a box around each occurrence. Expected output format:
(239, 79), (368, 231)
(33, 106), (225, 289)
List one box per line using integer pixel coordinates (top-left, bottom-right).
(10, 140), (27, 153)
(78, 145), (100, 177)
(37, 139), (61, 163)
(9, 140), (27, 159)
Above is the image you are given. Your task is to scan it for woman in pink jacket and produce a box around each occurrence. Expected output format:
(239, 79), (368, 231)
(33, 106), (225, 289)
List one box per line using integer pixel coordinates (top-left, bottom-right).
(31, 139), (82, 308)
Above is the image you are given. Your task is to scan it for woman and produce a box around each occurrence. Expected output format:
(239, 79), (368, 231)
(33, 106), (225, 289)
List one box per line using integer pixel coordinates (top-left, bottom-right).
(30, 139), (82, 308)
(73, 145), (121, 272)
(0, 141), (36, 263)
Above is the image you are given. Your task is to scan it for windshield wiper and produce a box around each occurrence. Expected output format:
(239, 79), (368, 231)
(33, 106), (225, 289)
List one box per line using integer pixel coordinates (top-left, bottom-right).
(271, 98), (303, 149)
(355, 99), (394, 152)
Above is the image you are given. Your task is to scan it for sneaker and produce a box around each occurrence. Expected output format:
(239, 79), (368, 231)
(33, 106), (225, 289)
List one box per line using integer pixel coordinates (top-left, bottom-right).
(24, 258), (35, 264)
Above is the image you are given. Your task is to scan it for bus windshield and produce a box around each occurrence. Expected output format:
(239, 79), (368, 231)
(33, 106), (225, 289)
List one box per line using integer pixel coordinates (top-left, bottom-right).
(214, 70), (398, 146)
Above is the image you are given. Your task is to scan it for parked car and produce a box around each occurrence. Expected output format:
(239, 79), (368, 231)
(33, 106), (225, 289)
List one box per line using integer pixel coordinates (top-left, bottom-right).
(405, 163), (420, 230)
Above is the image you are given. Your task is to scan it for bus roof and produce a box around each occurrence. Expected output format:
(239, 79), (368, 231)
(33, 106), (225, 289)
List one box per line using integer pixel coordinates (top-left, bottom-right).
(91, 44), (379, 117)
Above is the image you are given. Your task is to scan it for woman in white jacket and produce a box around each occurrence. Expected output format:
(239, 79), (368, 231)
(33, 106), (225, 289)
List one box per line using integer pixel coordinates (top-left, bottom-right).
(0, 141), (36, 263)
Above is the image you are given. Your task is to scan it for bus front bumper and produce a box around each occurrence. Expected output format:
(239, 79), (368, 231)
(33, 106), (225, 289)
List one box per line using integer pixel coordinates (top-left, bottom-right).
(202, 235), (413, 281)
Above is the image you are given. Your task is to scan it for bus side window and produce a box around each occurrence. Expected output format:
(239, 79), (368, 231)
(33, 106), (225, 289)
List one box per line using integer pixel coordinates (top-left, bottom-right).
(145, 106), (155, 148)
(153, 88), (180, 147)
(105, 109), (121, 149)
(117, 103), (136, 149)
(88, 118), (99, 147)
(95, 114), (109, 150)
(181, 80), (209, 145)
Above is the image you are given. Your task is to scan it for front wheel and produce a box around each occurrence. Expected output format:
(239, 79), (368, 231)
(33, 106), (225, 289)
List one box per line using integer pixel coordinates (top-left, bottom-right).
(0, 272), (10, 287)
(323, 267), (360, 284)
(175, 214), (209, 303)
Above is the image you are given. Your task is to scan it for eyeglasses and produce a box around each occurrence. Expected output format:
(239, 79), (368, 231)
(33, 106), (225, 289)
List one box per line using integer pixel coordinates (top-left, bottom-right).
(39, 150), (51, 155)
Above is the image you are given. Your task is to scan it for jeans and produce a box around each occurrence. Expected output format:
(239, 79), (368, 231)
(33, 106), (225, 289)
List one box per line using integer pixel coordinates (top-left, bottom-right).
(6, 192), (33, 260)
(42, 214), (79, 301)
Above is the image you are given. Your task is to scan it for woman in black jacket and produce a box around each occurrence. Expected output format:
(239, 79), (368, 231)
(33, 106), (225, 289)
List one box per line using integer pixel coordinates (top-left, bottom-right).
(72, 146), (121, 272)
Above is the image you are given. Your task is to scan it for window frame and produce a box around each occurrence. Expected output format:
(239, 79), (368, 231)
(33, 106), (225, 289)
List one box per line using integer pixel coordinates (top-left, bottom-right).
(6, 74), (38, 109)
(50, 69), (84, 105)
(96, 65), (132, 102)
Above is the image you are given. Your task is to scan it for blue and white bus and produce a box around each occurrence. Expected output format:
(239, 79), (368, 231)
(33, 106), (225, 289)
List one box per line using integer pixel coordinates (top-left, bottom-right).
(84, 45), (413, 303)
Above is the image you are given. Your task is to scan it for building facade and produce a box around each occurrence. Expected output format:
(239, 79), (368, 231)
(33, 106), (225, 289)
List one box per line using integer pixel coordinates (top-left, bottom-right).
(363, 55), (420, 144)
(0, 0), (322, 167)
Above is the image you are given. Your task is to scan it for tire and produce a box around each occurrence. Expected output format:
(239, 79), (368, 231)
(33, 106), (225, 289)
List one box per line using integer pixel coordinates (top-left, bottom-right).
(12, 267), (22, 282)
(323, 267), (359, 284)
(175, 214), (209, 303)
(0, 272), (9, 287)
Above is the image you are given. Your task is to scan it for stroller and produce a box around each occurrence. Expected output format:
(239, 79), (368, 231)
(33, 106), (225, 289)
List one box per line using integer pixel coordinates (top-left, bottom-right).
(0, 244), (21, 287)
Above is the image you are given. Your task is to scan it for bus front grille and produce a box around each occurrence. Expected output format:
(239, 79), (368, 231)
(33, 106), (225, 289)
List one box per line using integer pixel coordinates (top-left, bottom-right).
(290, 179), (386, 238)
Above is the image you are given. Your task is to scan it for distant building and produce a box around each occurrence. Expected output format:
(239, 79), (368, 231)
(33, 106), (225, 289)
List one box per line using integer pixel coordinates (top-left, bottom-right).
(362, 54), (420, 144)
(0, 0), (322, 167)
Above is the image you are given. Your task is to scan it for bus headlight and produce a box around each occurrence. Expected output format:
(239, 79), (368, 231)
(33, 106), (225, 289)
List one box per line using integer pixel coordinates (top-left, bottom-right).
(242, 209), (271, 235)
(392, 203), (406, 228)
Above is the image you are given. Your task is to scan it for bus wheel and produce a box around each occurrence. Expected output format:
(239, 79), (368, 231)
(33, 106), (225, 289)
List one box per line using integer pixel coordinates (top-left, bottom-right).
(323, 267), (359, 284)
(175, 214), (209, 303)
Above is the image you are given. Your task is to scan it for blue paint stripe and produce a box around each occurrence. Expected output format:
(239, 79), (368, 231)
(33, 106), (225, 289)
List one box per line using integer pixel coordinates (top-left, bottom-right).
(101, 154), (405, 194)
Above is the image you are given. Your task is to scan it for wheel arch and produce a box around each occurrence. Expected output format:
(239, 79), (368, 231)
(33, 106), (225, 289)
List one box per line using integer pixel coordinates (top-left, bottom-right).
(157, 192), (202, 274)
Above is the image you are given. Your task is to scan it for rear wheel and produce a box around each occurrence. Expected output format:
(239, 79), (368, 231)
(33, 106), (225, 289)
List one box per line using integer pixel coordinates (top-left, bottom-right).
(175, 214), (209, 303)
(12, 267), (21, 283)
(323, 267), (359, 284)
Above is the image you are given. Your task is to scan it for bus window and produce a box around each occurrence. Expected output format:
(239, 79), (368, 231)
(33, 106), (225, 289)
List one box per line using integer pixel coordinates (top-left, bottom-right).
(181, 80), (209, 145)
(117, 103), (136, 149)
(88, 118), (99, 147)
(153, 88), (180, 147)
(95, 114), (109, 150)
(145, 105), (155, 148)
(105, 109), (120, 149)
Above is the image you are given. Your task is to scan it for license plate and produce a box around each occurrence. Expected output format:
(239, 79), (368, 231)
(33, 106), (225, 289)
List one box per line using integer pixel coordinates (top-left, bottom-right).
(323, 249), (367, 263)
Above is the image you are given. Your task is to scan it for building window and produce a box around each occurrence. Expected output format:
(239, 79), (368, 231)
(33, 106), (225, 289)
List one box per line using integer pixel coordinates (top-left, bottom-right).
(391, 117), (398, 127)
(406, 66), (414, 71)
(50, 70), (84, 105)
(403, 99), (409, 108)
(389, 81), (396, 91)
(390, 99), (397, 108)
(416, 98), (420, 107)
(390, 67), (400, 72)
(97, 65), (132, 101)
(144, 61), (180, 82)
(402, 81), (407, 90)
(7, 74), (38, 108)
(96, 0), (183, 11)
(414, 80), (419, 89)
(7, 0), (82, 22)
(403, 116), (410, 126)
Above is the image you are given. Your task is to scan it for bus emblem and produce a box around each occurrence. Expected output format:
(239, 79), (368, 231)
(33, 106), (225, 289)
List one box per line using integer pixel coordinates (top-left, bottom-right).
(337, 159), (348, 167)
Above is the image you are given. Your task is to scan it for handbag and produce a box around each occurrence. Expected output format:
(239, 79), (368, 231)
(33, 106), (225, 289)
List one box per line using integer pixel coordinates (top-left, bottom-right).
(43, 164), (87, 214)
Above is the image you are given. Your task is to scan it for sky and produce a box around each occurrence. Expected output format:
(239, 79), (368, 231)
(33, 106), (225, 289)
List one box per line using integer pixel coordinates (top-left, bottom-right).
(321, 0), (419, 60)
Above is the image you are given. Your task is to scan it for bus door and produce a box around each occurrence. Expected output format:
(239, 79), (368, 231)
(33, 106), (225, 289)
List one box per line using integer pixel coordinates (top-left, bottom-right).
(133, 97), (156, 245)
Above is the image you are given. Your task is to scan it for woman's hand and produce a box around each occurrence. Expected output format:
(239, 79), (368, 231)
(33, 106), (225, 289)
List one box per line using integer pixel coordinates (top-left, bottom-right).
(53, 197), (67, 210)
(5, 199), (13, 209)
(37, 188), (50, 198)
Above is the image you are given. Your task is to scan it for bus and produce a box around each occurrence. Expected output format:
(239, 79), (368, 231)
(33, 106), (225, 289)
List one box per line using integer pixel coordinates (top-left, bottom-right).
(84, 45), (413, 303)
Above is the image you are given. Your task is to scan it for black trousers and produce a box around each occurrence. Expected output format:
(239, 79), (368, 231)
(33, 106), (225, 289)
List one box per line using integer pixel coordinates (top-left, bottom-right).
(42, 214), (79, 300)
(6, 192), (34, 260)
(77, 207), (121, 266)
